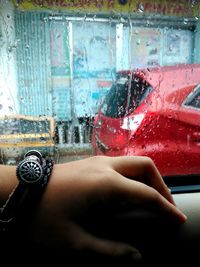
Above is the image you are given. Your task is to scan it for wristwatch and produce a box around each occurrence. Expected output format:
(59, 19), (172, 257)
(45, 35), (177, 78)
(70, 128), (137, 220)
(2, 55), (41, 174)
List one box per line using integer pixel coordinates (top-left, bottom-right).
(0, 150), (54, 233)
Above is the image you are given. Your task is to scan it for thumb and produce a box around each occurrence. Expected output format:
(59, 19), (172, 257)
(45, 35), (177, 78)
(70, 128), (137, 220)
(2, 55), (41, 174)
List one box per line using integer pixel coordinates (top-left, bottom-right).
(68, 224), (142, 265)
(84, 236), (142, 265)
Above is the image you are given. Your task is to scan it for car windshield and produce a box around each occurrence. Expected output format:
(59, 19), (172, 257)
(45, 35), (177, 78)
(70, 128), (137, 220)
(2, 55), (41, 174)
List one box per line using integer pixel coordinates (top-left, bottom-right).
(1, 0), (200, 185)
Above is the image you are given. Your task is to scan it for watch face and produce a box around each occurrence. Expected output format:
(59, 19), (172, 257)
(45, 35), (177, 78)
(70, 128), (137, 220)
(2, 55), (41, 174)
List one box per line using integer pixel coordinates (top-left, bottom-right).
(17, 159), (43, 184)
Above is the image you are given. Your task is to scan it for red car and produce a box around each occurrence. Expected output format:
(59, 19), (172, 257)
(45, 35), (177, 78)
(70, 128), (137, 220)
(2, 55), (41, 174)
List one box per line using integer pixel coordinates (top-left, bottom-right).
(92, 63), (200, 176)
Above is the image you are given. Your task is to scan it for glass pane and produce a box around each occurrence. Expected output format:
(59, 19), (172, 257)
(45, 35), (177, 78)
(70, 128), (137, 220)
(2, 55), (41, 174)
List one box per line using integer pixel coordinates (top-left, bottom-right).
(0, 0), (200, 178)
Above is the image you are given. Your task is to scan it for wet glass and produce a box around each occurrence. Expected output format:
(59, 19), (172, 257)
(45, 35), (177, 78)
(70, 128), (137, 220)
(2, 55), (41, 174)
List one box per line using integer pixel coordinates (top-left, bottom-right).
(0, 0), (199, 176)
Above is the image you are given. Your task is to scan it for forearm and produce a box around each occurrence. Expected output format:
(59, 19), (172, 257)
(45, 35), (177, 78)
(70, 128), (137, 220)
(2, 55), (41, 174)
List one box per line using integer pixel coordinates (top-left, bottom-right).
(0, 165), (18, 206)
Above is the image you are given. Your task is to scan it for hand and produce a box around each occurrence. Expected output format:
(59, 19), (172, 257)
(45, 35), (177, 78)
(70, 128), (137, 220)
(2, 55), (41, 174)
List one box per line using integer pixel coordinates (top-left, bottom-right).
(28, 156), (186, 265)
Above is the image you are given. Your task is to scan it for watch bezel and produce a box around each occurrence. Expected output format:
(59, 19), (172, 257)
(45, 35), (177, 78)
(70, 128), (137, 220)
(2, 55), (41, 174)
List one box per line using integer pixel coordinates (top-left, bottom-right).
(16, 158), (43, 184)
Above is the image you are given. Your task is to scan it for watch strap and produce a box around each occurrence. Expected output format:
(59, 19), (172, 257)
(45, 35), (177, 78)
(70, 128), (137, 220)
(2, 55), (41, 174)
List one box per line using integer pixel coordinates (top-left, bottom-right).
(0, 182), (28, 231)
(0, 151), (54, 234)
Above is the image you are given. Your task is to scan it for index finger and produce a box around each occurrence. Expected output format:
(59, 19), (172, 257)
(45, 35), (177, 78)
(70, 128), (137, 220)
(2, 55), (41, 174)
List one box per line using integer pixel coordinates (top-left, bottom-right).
(109, 174), (187, 224)
(108, 156), (175, 206)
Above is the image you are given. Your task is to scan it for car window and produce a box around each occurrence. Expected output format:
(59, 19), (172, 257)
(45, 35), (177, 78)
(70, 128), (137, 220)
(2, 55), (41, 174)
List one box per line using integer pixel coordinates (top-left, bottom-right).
(1, 0), (200, 186)
(100, 76), (129, 118)
(100, 74), (152, 118)
(184, 85), (200, 109)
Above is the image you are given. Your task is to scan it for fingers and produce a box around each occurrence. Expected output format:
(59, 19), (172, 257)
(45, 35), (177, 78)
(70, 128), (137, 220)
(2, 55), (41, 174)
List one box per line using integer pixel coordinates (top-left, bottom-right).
(66, 222), (142, 265)
(109, 174), (187, 224)
(108, 156), (175, 205)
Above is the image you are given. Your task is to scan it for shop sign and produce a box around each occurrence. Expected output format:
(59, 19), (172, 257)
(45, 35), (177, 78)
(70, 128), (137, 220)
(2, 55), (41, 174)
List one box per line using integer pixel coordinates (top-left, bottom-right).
(13, 0), (195, 17)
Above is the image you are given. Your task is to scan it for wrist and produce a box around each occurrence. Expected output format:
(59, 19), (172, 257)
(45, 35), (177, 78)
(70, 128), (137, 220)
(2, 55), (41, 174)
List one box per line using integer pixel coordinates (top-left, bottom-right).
(0, 150), (54, 232)
(0, 165), (18, 206)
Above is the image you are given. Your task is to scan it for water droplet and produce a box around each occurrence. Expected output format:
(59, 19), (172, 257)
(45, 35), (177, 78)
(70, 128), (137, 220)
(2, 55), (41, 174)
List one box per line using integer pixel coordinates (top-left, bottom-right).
(136, 39), (141, 45)
(146, 41), (151, 46)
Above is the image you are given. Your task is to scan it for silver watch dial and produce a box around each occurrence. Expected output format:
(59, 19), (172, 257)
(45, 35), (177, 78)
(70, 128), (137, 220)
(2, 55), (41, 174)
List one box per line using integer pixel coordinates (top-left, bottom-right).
(17, 159), (43, 184)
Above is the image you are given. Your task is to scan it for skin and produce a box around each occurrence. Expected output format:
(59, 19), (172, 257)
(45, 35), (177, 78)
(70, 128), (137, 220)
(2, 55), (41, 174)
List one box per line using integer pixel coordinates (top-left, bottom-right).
(0, 155), (187, 264)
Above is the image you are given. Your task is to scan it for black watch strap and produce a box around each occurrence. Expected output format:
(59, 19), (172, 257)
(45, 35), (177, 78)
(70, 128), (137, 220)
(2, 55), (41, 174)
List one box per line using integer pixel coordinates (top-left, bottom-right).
(0, 150), (54, 233)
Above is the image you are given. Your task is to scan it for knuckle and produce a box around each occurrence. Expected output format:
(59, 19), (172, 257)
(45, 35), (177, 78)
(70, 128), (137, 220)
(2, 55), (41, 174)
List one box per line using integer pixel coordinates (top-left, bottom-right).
(143, 156), (154, 166)
(150, 187), (161, 204)
(142, 156), (157, 172)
